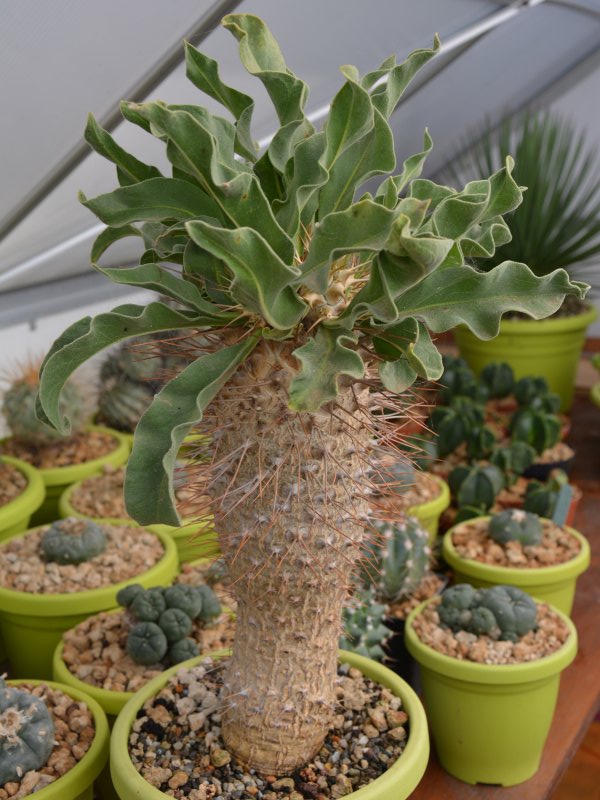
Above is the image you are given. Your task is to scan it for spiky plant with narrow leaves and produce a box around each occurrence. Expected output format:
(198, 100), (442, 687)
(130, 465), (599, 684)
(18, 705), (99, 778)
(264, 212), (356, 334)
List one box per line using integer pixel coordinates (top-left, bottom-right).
(36, 15), (587, 775)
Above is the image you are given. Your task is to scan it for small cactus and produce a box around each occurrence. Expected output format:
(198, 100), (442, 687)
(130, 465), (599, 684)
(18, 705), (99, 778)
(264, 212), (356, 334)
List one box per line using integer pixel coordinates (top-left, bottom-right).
(438, 584), (537, 642)
(121, 582), (221, 666)
(2, 362), (86, 446)
(488, 509), (543, 546)
(438, 362), (478, 404)
(480, 362), (514, 399)
(448, 464), (505, 513)
(0, 678), (55, 785)
(372, 456), (416, 496)
(490, 441), (537, 485)
(363, 517), (431, 602)
(339, 588), (389, 661)
(514, 376), (560, 413)
(431, 397), (484, 457)
(523, 470), (569, 518)
(40, 518), (106, 565)
(510, 408), (561, 454)
(465, 425), (497, 461)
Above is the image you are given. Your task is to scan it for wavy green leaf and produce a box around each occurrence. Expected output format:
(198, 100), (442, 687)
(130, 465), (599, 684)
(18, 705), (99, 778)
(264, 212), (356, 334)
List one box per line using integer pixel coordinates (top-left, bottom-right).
(186, 221), (306, 329)
(273, 131), (328, 237)
(376, 130), (433, 208)
(37, 303), (208, 431)
(125, 336), (258, 525)
(288, 327), (364, 412)
(84, 114), (162, 186)
(379, 359), (417, 393)
(373, 318), (442, 381)
(90, 224), (141, 262)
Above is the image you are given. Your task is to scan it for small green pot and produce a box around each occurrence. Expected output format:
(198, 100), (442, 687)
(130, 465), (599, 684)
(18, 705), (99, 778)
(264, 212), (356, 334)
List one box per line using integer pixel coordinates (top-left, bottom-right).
(0, 525), (178, 679)
(0, 456), (45, 541)
(405, 597), (577, 786)
(590, 382), (600, 408)
(408, 476), (450, 543)
(442, 516), (590, 615)
(22, 425), (131, 526)
(454, 305), (597, 412)
(59, 484), (220, 563)
(110, 650), (429, 800)
(7, 678), (110, 800)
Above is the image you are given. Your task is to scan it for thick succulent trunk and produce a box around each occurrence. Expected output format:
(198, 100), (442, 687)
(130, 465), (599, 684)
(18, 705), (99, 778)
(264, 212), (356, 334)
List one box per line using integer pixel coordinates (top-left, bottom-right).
(207, 340), (372, 774)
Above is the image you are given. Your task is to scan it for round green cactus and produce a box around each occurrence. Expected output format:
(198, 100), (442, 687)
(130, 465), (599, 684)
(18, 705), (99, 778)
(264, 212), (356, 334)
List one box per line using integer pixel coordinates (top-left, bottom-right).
(163, 584), (204, 619)
(363, 517), (431, 602)
(159, 608), (193, 642)
(40, 518), (107, 565)
(465, 425), (497, 461)
(514, 376), (560, 413)
(449, 463), (505, 513)
(126, 621), (168, 665)
(510, 408), (561, 454)
(438, 583), (537, 642)
(0, 679), (55, 786)
(431, 397), (485, 457)
(480, 362), (514, 399)
(130, 587), (167, 622)
(488, 508), (543, 546)
(116, 583), (145, 607)
(523, 470), (569, 518)
(168, 638), (200, 665)
(97, 378), (154, 434)
(196, 585), (221, 623)
(490, 441), (537, 485)
(339, 588), (389, 662)
(438, 363), (478, 404)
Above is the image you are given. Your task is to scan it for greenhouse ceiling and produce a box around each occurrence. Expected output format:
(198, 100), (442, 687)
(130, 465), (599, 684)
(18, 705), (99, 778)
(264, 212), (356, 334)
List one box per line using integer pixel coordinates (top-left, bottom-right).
(0, 0), (599, 326)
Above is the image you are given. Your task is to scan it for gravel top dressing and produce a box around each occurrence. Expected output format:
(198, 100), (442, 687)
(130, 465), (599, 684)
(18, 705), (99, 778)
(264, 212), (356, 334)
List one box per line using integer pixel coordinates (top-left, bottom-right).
(451, 517), (581, 568)
(0, 523), (165, 593)
(68, 466), (211, 520)
(412, 598), (570, 665)
(128, 658), (410, 800)
(0, 683), (94, 800)
(0, 462), (26, 508)
(1, 430), (118, 470)
(387, 574), (446, 621)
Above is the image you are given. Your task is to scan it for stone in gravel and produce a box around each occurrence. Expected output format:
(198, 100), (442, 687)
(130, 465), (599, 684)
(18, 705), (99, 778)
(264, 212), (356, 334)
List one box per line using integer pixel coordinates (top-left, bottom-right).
(211, 749), (232, 767)
(272, 777), (295, 790)
(168, 770), (189, 789)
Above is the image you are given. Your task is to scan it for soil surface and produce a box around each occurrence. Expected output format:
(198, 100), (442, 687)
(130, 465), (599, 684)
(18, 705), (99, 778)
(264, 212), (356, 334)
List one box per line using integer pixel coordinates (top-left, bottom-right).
(68, 465), (211, 521)
(373, 470), (442, 517)
(1, 430), (118, 470)
(451, 516), (581, 568)
(387, 573), (446, 621)
(0, 683), (95, 800)
(0, 461), (26, 508)
(412, 598), (570, 664)
(0, 522), (165, 593)
(128, 658), (409, 799)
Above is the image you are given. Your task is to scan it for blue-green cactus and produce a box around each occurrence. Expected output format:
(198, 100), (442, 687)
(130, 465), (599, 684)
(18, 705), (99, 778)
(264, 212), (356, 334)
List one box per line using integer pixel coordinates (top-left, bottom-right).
(488, 509), (543, 546)
(196, 585), (221, 623)
(159, 608), (193, 642)
(116, 583), (144, 607)
(510, 408), (561, 454)
(168, 638), (200, 665)
(0, 679), (55, 786)
(363, 517), (431, 602)
(130, 587), (167, 622)
(40, 518), (107, 565)
(163, 584), (203, 619)
(448, 464), (505, 512)
(126, 621), (169, 665)
(481, 362), (514, 398)
(339, 588), (389, 661)
(438, 584), (537, 642)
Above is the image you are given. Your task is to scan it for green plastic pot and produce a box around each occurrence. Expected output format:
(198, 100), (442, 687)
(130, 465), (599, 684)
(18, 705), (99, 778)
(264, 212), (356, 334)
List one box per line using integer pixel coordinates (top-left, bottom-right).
(442, 516), (590, 615)
(59, 485), (220, 563)
(0, 456), (46, 541)
(7, 678), (110, 800)
(453, 305), (597, 412)
(405, 597), (577, 786)
(408, 476), (450, 543)
(110, 649), (429, 800)
(17, 425), (131, 526)
(0, 524), (178, 679)
(591, 382), (600, 408)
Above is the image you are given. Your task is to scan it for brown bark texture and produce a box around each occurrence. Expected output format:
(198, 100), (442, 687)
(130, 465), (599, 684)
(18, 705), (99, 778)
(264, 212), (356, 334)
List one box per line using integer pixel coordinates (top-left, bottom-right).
(205, 340), (374, 774)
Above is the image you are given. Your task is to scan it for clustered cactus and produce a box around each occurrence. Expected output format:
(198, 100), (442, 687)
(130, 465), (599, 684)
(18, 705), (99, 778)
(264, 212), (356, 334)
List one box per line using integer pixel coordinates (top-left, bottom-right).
(40, 518), (107, 565)
(363, 517), (431, 601)
(0, 679), (55, 785)
(438, 583), (537, 642)
(2, 363), (86, 447)
(339, 588), (389, 661)
(117, 582), (221, 666)
(488, 508), (543, 546)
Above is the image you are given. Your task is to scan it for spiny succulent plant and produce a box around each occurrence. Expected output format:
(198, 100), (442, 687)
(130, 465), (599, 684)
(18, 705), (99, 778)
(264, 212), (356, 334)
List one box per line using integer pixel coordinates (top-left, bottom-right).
(509, 408), (561, 454)
(372, 455), (416, 496)
(35, 12), (587, 775)
(489, 441), (537, 485)
(121, 583), (220, 666)
(488, 508), (543, 546)
(438, 583), (537, 642)
(2, 361), (86, 447)
(480, 362), (514, 399)
(40, 518), (107, 565)
(523, 470), (569, 518)
(339, 588), (389, 661)
(0, 679), (55, 786)
(430, 397), (485, 457)
(363, 517), (431, 602)
(449, 463), (505, 514)
(513, 376), (560, 413)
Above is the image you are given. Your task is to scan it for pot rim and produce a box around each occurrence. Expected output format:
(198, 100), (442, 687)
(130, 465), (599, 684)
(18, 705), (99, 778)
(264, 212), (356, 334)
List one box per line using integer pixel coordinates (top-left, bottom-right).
(0, 455), (45, 529)
(408, 474), (451, 519)
(457, 304), (597, 337)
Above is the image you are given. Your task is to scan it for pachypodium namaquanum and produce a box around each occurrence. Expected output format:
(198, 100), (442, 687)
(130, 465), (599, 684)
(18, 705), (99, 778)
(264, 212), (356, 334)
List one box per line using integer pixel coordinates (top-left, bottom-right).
(40, 518), (107, 565)
(438, 584), (537, 642)
(488, 508), (543, 547)
(35, 13), (588, 775)
(0, 679), (55, 785)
